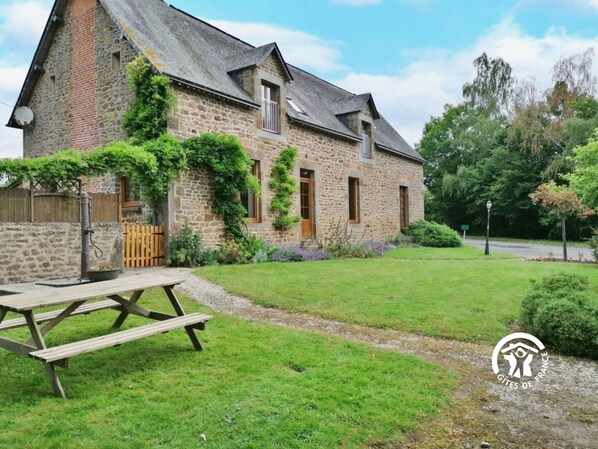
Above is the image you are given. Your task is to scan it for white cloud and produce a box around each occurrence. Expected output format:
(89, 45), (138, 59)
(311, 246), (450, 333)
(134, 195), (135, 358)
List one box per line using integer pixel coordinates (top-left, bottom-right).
(568, 0), (598, 12)
(331, 0), (382, 5)
(0, 1), (50, 48)
(0, 63), (28, 159)
(206, 19), (347, 73)
(0, 124), (22, 159)
(0, 65), (28, 92)
(336, 18), (598, 147)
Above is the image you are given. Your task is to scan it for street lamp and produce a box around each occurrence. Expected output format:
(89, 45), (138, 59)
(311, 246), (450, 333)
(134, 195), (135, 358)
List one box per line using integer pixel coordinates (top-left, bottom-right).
(485, 200), (492, 255)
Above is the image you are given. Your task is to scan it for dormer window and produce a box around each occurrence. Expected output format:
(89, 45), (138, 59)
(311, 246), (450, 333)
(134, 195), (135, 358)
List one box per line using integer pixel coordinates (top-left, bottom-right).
(362, 121), (372, 159)
(261, 82), (280, 133)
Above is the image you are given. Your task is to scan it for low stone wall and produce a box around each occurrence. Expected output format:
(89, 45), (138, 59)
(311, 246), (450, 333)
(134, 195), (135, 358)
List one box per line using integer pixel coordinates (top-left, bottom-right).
(0, 222), (123, 285)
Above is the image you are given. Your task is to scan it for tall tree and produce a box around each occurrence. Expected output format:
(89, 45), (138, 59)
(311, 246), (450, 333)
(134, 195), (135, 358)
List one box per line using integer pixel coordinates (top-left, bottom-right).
(462, 53), (513, 115)
(566, 131), (598, 210)
(529, 181), (593, 260)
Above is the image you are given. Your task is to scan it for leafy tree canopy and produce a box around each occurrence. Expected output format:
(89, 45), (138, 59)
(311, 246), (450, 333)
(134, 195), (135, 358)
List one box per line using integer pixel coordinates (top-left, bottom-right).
(418, 48), (598, 239)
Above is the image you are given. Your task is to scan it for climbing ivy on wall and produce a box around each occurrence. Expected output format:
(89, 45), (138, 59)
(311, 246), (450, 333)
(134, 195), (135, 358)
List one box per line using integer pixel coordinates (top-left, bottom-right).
(184, 134), (260, 242)
(0, 143), (156, 192)
(0, 134), (260, 243)
(270, 147), (300, 232)
(123, 57), (175, 144)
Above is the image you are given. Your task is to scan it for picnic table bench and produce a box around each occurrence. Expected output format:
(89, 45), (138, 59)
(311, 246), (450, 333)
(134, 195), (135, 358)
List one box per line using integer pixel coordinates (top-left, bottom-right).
(0, 273), (211, 398)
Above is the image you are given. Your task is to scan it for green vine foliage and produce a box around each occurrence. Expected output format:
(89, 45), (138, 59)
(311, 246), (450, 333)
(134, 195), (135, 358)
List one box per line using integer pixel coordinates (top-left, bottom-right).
(123, 57), (175, 144)
(270, 147), (300, 231)
(184, 134), (260, 242)
(0, 134), (258, 242)
(140, 135), (187, 211)
(87, 141), (157, 178)
(0, 150), (89, 190)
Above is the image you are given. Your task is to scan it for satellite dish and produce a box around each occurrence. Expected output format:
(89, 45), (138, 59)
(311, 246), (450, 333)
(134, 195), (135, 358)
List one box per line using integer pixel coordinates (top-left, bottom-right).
(14, 106), (34, 127)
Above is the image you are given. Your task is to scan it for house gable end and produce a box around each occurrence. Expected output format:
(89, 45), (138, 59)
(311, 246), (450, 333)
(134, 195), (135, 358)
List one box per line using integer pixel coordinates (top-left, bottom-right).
(7, 0), (69, 129)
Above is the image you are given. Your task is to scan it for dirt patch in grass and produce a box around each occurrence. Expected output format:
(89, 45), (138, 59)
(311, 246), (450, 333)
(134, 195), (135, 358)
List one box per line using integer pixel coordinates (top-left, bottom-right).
(146, 267), (598, 449)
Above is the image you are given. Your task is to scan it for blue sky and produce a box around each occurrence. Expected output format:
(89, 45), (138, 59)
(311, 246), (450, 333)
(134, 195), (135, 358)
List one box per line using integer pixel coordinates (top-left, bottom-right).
(1, 0), (598, 158)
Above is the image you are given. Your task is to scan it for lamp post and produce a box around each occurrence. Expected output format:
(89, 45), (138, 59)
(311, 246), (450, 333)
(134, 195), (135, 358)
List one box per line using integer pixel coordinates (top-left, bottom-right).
(485, 200), (492, 256)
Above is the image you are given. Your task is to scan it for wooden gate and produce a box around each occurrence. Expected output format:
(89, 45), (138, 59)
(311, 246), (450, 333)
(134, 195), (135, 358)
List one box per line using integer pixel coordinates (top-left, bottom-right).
(123, 224), (165, 268)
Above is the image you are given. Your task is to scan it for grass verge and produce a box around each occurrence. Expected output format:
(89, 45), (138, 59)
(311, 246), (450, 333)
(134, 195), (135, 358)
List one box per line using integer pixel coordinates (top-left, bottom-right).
(385, 245), (516, 260)
(0, 290), (456, 449)
(198, 248), (598, 343)
(466, 235), (591, 248)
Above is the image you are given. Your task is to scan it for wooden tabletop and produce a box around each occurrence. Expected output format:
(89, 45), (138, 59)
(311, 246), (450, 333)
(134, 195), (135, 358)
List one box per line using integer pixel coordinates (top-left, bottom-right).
(0, 273), (184, 312)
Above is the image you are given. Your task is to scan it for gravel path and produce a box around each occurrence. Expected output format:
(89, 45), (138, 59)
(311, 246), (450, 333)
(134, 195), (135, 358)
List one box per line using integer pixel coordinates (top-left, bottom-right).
(463, 239), (594, 261)
(139, 267), (598, 449)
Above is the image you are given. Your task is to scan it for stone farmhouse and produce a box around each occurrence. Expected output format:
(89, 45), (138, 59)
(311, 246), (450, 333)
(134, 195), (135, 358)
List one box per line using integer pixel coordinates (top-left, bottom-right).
(9, 0), (424, 246)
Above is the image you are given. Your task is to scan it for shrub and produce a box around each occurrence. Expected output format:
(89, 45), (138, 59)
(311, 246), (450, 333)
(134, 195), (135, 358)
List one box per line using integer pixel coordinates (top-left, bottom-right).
(168, 222), (216, 267)
(404, 220), (461, 247)
(364, 240), (395, 256)
(217, 240), (252, 265)
(244, 235), (275, 259)
(271, 247), (333, 262)
(388, 233), (415, 247)
(520, 272), (590, 327)
(251, 249), (270, 263)
(520, 272), (598, 359)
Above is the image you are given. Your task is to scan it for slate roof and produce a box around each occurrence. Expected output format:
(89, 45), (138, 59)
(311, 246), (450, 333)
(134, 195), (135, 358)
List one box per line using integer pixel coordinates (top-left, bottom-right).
(8, 0), (423, 163)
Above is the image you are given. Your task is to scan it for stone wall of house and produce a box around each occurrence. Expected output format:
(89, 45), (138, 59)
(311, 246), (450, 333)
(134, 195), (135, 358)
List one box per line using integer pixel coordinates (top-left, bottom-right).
(20, 4), (424, 248)
(168, 83), (424, 247)
(24, 0), (135, 160)
(0, 222), (123, 284)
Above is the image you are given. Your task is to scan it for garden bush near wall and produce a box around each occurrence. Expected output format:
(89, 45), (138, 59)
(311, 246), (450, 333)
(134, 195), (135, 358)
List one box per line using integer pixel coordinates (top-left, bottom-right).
(167, 222), (217, 267)
(520, 272), (598, 360)
(404, 220), (462, 247)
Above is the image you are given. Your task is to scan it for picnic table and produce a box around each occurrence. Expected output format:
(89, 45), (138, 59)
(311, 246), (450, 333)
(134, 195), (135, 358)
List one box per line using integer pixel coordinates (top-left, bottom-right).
(0, 273), (211, 398)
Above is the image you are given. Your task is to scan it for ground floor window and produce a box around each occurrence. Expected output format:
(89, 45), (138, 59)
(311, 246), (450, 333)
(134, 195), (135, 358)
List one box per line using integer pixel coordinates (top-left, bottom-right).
(348, 177), (360, 224)
(121, 177), (142, 208)
(400, 186), (409, 229)
(241, 160), (261, 222)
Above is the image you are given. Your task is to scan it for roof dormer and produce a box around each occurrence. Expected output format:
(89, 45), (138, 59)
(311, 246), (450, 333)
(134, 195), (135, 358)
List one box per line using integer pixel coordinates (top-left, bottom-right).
(227, 43), (293, 99)
(332, 93), (380, 133)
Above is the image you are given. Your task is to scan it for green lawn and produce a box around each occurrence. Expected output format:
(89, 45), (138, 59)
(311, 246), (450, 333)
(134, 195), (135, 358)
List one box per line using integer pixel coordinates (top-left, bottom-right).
(198, 247), (598, 343)
(0, 290), (455, 449)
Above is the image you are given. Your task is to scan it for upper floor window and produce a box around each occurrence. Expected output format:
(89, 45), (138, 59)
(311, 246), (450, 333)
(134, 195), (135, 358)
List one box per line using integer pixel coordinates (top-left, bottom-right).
(362, 122), (372, 159)
(241, 160), (261, 222)
(262, 82), (280, 133)
(112, 51), (122, 71)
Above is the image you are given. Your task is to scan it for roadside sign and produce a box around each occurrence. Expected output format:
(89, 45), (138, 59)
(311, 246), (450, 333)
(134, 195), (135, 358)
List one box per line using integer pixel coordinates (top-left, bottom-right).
(461, 224), (469, 240)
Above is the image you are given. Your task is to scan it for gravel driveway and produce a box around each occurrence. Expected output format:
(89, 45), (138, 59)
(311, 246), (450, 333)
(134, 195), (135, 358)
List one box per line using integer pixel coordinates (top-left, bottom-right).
(137, 267), (598, 449)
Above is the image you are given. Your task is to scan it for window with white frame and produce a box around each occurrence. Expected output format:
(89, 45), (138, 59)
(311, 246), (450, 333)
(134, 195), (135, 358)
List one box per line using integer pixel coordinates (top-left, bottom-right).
(362, 122), (372, 159)
(261, 82), (280, 133)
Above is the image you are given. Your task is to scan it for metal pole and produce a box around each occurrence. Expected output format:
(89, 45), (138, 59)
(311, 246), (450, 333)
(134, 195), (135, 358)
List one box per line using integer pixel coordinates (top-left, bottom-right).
(81, 191), (90, 279)
(485, 207), (491, 255)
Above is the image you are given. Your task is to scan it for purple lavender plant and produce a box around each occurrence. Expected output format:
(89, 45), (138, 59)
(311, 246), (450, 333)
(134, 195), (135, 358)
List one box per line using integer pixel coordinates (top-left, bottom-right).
(271, 247), (333, 262)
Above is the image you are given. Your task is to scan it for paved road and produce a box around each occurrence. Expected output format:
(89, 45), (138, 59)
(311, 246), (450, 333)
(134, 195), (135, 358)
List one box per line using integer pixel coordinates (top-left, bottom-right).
(463, 238), (594, 260)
